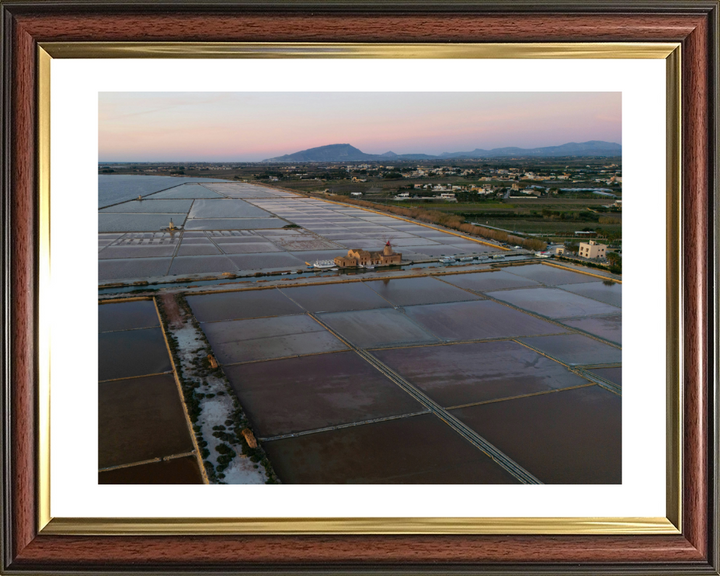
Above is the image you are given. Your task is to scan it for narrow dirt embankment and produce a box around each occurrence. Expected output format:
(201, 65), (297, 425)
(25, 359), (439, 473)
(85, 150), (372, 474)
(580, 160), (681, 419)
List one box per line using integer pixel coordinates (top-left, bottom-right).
(159, 292), (184, 328)
(156, 292), (278, 484)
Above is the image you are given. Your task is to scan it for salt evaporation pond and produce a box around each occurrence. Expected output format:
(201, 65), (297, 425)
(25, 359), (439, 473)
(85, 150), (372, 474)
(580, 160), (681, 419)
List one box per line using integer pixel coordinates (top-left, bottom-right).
(98, 175), (230, 208)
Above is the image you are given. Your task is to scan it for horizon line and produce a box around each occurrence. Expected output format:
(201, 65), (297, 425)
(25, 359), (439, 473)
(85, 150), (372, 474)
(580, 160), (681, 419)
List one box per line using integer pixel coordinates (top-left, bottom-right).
(99, 139), (622, 164)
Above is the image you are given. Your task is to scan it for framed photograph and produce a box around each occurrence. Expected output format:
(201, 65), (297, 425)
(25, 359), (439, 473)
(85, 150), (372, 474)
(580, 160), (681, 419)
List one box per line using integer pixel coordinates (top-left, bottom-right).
(1, 1), (718, 573)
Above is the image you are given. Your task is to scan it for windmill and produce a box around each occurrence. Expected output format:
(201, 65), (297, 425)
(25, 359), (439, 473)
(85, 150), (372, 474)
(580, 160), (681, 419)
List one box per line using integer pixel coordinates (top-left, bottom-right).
(382, 234), (396, 251)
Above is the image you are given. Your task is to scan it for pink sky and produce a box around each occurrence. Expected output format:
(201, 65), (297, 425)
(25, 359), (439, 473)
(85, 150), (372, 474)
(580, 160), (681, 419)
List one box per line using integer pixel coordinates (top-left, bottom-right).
(99, 92), (621, 162)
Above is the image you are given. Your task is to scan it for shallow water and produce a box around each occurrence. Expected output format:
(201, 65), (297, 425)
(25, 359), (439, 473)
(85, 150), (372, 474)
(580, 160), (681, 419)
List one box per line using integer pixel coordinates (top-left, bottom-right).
(99, 257), (173, 283)
(98, 175), (229, 208)
(558, 281), (622, 307)
(217, 242), (283, 255)
(263, 413), (519, 484)
(99, 213), (188, 234)
(441, 270), (541, 293)
(99, 374), (194, 468)
(227, 252), (305, 271)
(588, 366), (622, 386)
(98, 327), (172, 381)
(167, 255), (238, 276)
(363, 276), (481, 306)
(202, 315), (347, 364)
(100, 199), (194, 214)
(281, 282), (392, 313)
(560, 313), (622, 345)
(188, 199), (271, 219)
(503, 264), (599, 286)
(99, 456), (204, 484)
(519, 333), (622, 366)
(223, 351), (422, 437)
(488, 287), (619, 319)
(99, 299), (159, 332)
(149, 184), (225, 200)
(318, 308), (440, 349)
(176, 241), (222, 256)
(184, 218), (286, 231)
(452, 385), (621, 484)
(404, 300), (562, 341)
(99, 244), (178, 260)
(372, 340), (589, 407)
(187, 288), (302, 322)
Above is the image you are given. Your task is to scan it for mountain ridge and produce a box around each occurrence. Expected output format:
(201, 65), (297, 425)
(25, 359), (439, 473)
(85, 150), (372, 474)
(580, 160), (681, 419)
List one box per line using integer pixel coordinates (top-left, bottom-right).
(263, 141), (622, 162)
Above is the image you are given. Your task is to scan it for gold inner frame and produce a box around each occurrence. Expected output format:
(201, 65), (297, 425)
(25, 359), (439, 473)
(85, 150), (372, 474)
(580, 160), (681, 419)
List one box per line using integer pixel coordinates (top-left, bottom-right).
(36, 42), (682, 536)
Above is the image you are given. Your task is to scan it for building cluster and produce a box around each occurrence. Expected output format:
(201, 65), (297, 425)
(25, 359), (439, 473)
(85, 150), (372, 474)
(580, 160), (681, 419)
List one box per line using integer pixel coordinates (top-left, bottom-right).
(345, 165), (476, 178)
(395, 189), (459, 202)
(334, 242), (403, 268)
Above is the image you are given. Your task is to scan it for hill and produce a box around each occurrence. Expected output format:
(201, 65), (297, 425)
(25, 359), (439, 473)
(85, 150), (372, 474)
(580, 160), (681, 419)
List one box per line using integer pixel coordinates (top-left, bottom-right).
(263, 141), (622, 162)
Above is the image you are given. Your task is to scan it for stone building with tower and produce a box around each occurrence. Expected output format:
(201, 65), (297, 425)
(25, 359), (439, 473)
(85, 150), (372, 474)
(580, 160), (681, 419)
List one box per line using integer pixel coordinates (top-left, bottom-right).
(334, 241), (402, 268)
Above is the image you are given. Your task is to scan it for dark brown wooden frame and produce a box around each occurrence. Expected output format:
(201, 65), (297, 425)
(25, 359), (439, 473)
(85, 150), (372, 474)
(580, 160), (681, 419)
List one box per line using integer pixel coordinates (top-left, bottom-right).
(1, 1), (718, 573)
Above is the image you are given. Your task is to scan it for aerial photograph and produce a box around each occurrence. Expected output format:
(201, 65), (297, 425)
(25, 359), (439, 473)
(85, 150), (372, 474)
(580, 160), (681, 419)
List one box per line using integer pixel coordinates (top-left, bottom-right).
(98, 92), (622, 485)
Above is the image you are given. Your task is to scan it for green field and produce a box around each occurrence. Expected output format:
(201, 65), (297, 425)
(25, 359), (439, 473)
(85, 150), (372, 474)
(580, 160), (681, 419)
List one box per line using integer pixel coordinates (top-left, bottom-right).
(477, 218), (622, 236)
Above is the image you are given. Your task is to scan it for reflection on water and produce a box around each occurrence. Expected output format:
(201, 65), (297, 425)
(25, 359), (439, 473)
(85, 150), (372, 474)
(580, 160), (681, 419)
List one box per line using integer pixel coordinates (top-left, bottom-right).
(280, 282), (391, 313)
(364, 276), (481, 306)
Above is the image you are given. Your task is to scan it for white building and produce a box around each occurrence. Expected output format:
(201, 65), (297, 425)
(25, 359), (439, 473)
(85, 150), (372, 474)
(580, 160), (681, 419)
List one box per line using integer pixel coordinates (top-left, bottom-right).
(579, 240), (607, 259)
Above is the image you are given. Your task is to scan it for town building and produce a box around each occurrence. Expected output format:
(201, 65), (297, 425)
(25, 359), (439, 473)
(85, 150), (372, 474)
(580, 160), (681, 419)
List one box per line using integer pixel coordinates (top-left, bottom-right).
(334, 242), (402, 268)
(579, 240), (607, 259)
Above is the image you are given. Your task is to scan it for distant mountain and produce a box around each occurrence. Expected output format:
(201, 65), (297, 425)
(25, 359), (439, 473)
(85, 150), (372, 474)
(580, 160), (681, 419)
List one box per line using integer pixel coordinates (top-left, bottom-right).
(438, 140), (623, 159)
(263, 141), (622, 162)
(266, 144), (372, 163)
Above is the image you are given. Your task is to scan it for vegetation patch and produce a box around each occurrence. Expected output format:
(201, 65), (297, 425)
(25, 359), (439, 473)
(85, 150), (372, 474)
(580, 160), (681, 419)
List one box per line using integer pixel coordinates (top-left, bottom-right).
(156, 293), (279, 484)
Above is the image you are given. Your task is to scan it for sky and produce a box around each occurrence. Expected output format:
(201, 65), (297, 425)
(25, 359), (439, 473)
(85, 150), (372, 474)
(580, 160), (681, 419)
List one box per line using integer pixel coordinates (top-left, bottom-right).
(99, 92), (621, 162)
